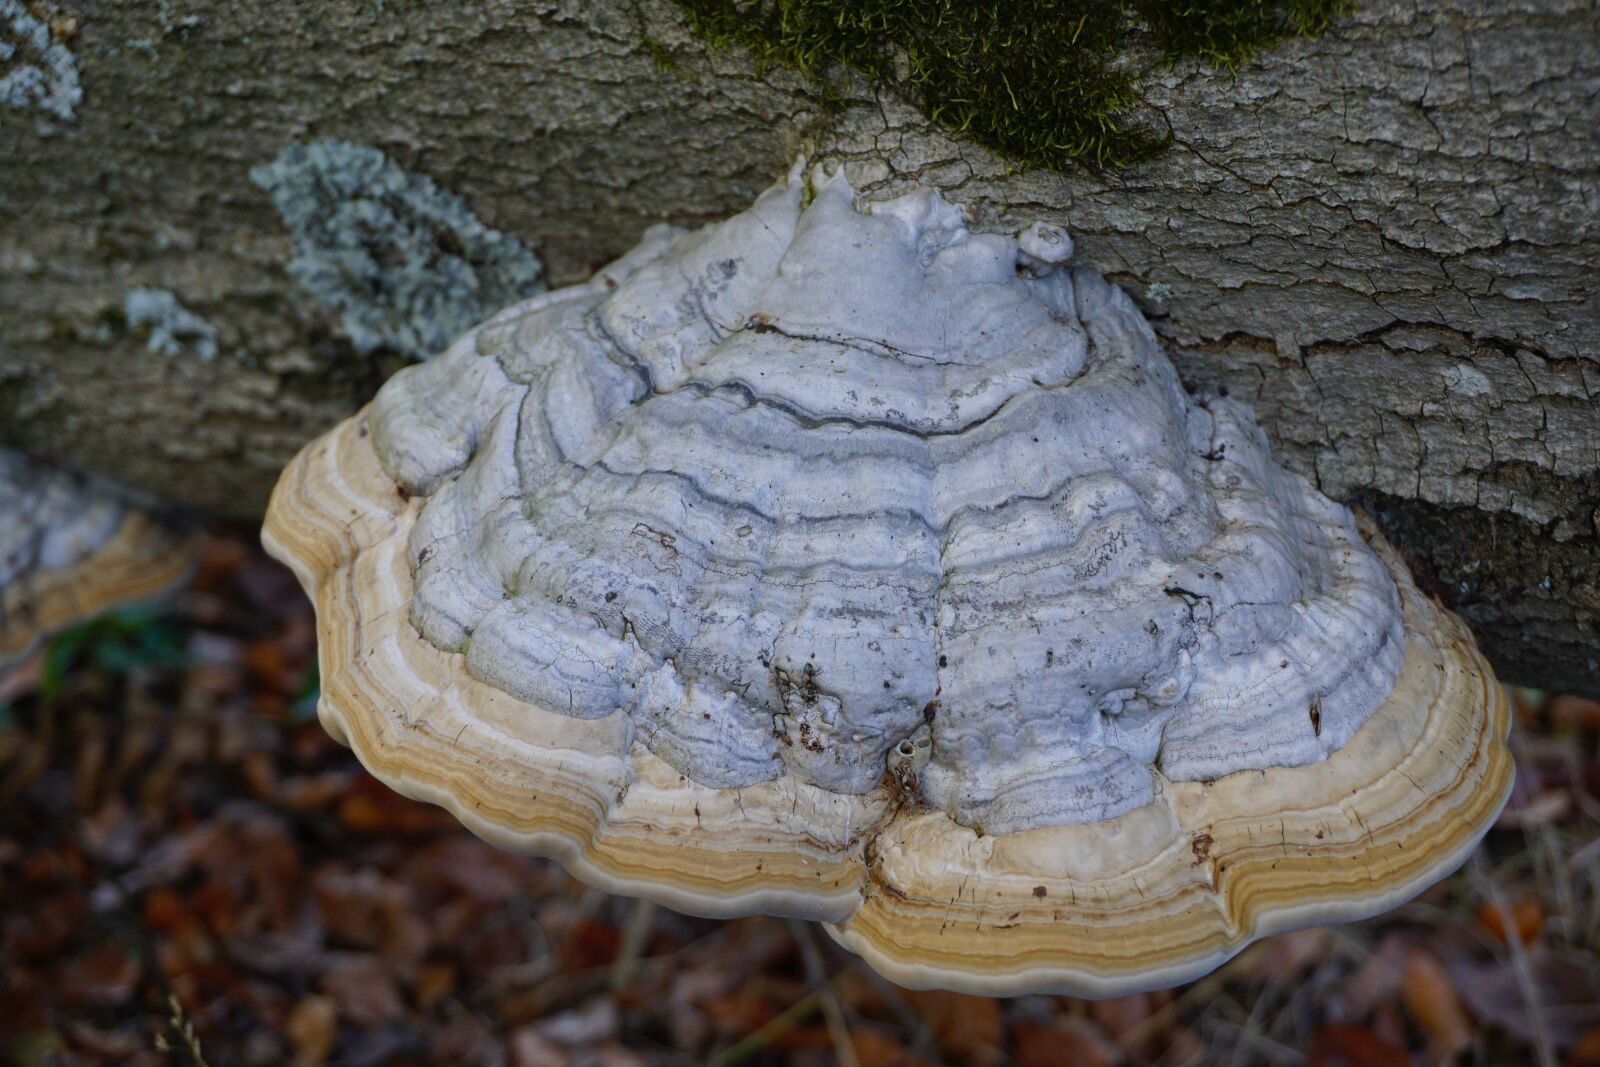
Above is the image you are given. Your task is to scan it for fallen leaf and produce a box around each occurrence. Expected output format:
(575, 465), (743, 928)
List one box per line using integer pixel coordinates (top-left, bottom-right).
(851, 1026), (923, 1067)
(1163, 1025), (1207, 1067)
(285, 995), (338, 1067)
(508, 1025), (571, 1067)
(593, 1042), (651, 1067)
(414, 961), (457, 1012)
(1548, 695), (1600, 733)
(561, 918), (622, 972)
(1403, 947), (1472, 1062)
(1088, 992), (1156, 1043)
(321, 953), (405, 1027)
(1235, 928), (1334, 983)
(1570, 1026), (1600, 1067)
(65, 1022), (142, 1057)
(337, 774), (461, 835)
(1012, 1019), (1116, 1067)
(1306, 1024), (1409, 1067)
(57, 942), (140, 1006)
(313, 865), (430, 965)
(1450, 950), (1600, 1048)
(1476, 896), (1545, 946)
(1340, 933), (1409, 1019)
(902, 988), (1003, 1066)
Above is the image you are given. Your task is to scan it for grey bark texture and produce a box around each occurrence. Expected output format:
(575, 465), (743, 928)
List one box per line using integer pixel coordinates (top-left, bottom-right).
(1, 0), (1596, 693)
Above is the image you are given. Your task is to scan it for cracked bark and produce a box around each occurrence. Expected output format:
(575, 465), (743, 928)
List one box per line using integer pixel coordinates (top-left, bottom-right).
(1, 0), (1595, 692)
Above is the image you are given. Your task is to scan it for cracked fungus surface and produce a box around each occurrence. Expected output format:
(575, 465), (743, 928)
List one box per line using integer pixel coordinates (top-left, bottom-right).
(365, 165), (1404, 836)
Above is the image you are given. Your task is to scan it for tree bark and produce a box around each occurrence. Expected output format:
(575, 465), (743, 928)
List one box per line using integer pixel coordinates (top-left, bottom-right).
(2, 0), (1596, 692)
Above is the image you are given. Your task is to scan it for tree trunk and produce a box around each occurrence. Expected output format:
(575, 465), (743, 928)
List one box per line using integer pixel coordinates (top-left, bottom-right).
(2, 0), (1595, 693)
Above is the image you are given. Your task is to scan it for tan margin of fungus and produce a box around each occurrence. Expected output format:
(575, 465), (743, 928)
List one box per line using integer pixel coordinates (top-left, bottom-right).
(263, 409), (1513, 997)
(1, 508), (199, 668)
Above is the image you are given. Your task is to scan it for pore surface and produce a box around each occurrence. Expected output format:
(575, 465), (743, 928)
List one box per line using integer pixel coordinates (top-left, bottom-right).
(366, 167), (1404, 835)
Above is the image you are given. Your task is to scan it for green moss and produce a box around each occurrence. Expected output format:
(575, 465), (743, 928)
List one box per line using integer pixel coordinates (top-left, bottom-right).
(670, 0), (1354, 168)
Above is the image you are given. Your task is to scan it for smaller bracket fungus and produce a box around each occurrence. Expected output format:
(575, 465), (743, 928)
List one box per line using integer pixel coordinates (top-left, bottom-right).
(263, 164), (1513, 997)
(2, 451), (197, 669)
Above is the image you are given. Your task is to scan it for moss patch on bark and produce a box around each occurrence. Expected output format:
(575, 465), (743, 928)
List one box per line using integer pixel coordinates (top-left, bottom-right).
(670, 0), (1353, 168)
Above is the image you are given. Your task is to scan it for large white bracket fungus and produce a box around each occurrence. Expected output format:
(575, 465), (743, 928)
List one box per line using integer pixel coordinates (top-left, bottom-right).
(2, 450), (197, 669)
(263, 165), (1512, 996)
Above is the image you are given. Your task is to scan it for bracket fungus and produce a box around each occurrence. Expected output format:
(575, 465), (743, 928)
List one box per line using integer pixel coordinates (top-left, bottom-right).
(263, 164), (1513, 996)
(2, 450), (197, 669)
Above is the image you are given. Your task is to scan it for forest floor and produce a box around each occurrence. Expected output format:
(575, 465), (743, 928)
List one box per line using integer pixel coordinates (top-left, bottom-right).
(2, 533), (1598, 1067)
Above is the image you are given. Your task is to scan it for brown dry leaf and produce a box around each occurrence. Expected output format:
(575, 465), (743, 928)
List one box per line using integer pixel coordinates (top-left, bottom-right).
(1372, 1001), (1410, 1051)
(285, 994), (338, 1067)
(278, 770), (357, 812)
(192, 534), (252, 591)
(1548, 695), (1600, 733)
(851, 1026), (925, 1067)
(57, 941), (140, 1006)
(415, 960), (457, 1012)
(403, 836), (534, 904)
(1306, 1024), (1410, 1067)
(702, 986), (783, 1035)
(663, 964), (733, 1051)
(312, 866), (431, 965)
(1162, 1026), (1208, 1067)
(1477, 896), (1546, 946)
(508, 1026), (571, 1067)
(337, 773), (462, 835)
(1450, 950), (1600, 1048)
(1340, 933), (1409, 1019)
(241, 750), (278, 799)
(902, 988), (1003, 1066)
(244, 636), (302, 697)
(561, 917), (622, 971)
(1089, 992), (1154, 1037)
(1235, 927), (1334, 983)
(64, 1022), (142, 1057)
(321, 953), (405, 1027)
(1570, 1026), (1600, 1067)
(1012, 1019), (1117, 1067)
(593, 1042), (651, 1067)
(1403, 947), (1473, 1063)
(429, 1011), (503, 1064)
(771, 1023), (833, 1055)
(1090, 991), (1157, 1055)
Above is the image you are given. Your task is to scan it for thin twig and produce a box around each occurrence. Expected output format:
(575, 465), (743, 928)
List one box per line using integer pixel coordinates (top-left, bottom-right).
(1469, 850), (1558, 1067)
(787, 919), (860, 1067)
(609, 897), (658, 992)
(711, 987), (826, 1067)
(1209, 1004), (1307, 1067)
(860, 969), (939, 1059)
(1228, 972), (1287, 1067)
(1116, 969), (1229, 1052)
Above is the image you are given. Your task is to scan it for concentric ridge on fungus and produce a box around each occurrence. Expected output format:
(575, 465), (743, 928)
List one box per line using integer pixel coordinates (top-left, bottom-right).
(263, 164), (1512, 996)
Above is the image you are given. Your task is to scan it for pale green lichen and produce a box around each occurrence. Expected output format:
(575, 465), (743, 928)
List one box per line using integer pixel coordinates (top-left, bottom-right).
(1, 0), (81, 122)
(124, 288), (219, 362)
(251, 140), (546, 361)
